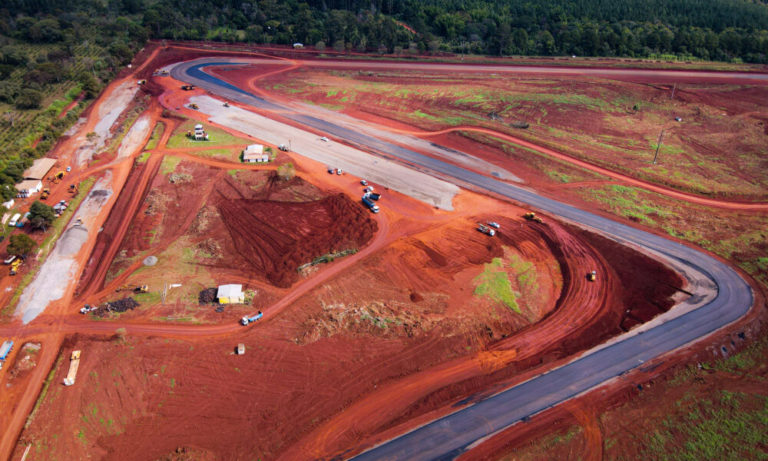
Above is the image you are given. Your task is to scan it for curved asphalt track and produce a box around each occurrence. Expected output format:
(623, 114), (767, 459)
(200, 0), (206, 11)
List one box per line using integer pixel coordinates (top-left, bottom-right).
(172, 59), (754, 460)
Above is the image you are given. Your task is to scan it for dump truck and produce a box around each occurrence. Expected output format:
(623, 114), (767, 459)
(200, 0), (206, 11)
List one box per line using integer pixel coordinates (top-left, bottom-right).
(369, 192), (381, 201)
(362, 195), (380, 213)
(0, 340), (13, 361)
(587, 271), (597, 282)
(240, 311), (263, 326)
(40, 188), (50, 200)
(477, 223), (496, 236)
(63, 350), (81, 386)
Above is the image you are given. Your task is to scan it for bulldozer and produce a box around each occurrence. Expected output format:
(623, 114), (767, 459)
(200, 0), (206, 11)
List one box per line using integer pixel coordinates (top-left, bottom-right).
(69, 183), (79, 195)
(9, 258), (22, 276)
(40, 188), (50, 200)
(523, 212), (543, 224)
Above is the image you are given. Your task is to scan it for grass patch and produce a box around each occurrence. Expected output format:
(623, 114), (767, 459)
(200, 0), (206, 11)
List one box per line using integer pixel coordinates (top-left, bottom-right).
(136, 151), (151, 164)
(160, 155), (182, 175)
(143, 122), (165, 150)
(474, 257), (520, 313)
(579, 184), (671, 225)
(166, 120), (251, 148)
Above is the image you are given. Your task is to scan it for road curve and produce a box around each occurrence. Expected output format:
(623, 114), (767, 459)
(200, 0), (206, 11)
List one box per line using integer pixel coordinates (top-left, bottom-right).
(172, 58), (754, 459)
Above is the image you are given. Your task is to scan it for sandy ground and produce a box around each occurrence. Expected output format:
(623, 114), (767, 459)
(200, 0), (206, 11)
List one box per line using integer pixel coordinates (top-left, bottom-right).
(189, 94), (460, 210)
(72, 81), (139, 166)
(117, 114), (151, 159)
(15, 174), (112, 323)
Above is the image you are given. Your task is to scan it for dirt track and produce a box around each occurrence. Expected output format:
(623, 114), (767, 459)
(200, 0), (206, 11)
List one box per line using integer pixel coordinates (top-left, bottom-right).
(0, 43), (761, 461)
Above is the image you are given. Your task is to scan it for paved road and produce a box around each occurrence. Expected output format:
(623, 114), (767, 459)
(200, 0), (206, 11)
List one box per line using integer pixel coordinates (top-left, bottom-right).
(173, 59), (754, 459)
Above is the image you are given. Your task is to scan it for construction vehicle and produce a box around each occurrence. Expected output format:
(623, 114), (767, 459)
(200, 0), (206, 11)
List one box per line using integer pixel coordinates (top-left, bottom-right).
(134, 285), (149, 293)
(40, 188), (50, 200)
(369, 192), (381, 201)
(0, 340), (13, 361)
(236, 343), (245, 355)
(488, 221), (500, 229)
(69, 183), (79, 195)
(9, 258), (22, 276)
(4, 255), (16, 265)
(137, 79), (146, 85)
(240, 311), (263, 326)
(63, 350), (81, 386)
(223, 101), (230, 107)
(181, 85), (195, 90)
(523, 212), (543, 223)
(189, 103), (199, 110)
(79, 304), (96, 314)
(52, 171), (65, 183)
(587, 271), (597, 282)
(278, 144), (289, 152)
(362, 195), (380, 213)
(477, 223), (496, 236)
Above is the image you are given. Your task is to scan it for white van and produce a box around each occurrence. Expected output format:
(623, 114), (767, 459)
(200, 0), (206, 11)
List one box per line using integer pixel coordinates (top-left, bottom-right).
(8, 213), (21, 227)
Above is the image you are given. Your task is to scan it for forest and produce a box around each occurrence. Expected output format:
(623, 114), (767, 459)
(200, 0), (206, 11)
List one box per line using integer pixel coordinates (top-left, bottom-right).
(1, 0), (767, 198)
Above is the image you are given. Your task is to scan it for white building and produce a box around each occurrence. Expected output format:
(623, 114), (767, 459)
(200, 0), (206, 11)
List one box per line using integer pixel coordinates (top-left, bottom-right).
(242, 144), (269, 163)
(15, 179), (42, 197)
(217, 284), (244, 304)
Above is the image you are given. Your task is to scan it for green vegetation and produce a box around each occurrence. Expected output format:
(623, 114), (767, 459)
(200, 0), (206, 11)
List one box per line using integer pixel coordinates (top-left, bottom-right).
(6, 233), (37, 256)
(144, 122), (165, 151)
(160, 156), (182, 175)
(580, 185), (672, 225)
(276, 162), (296, 180)
(474, 257), (520, 313)
(136, 152), (152, 164)
(166, 120), (251, 149)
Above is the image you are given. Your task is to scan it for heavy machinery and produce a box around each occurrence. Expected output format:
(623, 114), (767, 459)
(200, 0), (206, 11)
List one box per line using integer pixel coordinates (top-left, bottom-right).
(587, 271), (597, 282)
(223, 101), (230, 107)
(240, 311), (263, 326)
(362, 195), (380, 213)
(9, 258), (22, 275)
(189, 103), (199, 110)
(477, 223), (496, 236)
(40, 188), (50, 200)
(79, 304), (96, 314)
(134, 285), (149, 293)
(523, 212), (543, 223)
(69, 183), (79, 195)
(181, 85), (195, 90)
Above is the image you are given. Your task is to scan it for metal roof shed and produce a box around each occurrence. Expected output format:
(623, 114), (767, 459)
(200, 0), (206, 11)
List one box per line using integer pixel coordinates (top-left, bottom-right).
(217, 284), (244, 304)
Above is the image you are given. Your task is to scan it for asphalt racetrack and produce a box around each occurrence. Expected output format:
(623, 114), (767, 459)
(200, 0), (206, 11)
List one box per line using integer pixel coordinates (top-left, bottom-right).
(172, 58), (755, 459)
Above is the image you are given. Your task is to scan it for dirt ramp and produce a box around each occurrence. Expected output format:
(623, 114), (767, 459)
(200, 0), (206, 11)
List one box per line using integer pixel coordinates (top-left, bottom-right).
(217, 193), (376, 287)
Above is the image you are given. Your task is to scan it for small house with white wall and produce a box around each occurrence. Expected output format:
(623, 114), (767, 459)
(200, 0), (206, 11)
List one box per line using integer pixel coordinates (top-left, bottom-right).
(242, 144), (269, 163)
(217, 284), (244, 304)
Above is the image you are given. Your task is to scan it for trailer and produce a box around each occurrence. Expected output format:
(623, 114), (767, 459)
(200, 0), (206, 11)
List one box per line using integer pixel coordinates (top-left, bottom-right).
(240, 311), (263, 325)
(63, 350), (81, 386)
(0, 340), (13, 361)
(362, 195), (380, 213)
(8, 213), (20, 227)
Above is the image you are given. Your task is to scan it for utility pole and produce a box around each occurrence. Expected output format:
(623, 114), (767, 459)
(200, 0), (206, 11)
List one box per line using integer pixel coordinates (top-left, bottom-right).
(670, 83), (677, 99)
(653, 129), (665, 164)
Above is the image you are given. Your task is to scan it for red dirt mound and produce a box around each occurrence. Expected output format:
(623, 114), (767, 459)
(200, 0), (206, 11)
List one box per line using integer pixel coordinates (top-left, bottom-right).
(216, 192), (377, 287)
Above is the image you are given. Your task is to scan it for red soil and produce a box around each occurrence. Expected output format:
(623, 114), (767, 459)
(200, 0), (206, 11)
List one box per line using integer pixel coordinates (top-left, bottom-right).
(215, 191), (376, 287)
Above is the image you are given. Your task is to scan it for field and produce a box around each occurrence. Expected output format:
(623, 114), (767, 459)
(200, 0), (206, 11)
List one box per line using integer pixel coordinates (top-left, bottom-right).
(227, 66), (768, 200)
(2, 43), (766, 461)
